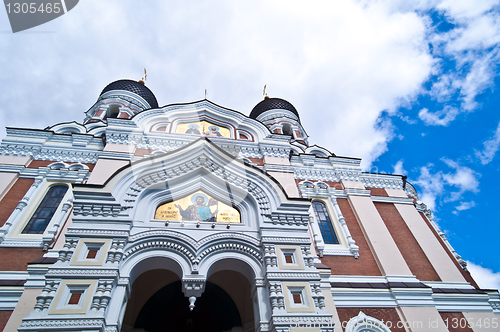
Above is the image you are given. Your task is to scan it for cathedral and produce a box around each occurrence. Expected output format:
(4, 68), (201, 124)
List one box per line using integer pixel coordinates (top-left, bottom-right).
(0, 78), (498, 332)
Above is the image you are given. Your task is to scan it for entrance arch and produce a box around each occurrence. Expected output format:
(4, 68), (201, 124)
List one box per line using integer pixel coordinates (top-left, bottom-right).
(134, 280), (243, 332)
(121, 257), (256, 332)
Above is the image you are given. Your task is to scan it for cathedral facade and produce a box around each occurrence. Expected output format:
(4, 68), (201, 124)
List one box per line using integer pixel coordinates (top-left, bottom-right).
(0, 79), (497, 332)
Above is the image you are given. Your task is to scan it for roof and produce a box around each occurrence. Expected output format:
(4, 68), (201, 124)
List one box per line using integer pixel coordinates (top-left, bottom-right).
(100, 79), (158, 109)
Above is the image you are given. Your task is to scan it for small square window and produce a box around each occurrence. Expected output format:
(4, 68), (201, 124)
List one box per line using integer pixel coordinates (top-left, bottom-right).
(86, 249), (98, 259)
(284, 253), (294, 264)
(292, 292), (302, 304)
(68, 291), (83, 305)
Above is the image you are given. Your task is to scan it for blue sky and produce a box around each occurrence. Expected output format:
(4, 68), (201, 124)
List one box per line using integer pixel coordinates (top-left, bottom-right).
(0, 0), (499, 289)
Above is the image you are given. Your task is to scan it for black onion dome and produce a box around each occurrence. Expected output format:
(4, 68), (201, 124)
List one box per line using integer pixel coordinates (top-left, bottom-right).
(250, 97), (299, 121)
(100, 79), (158, 109)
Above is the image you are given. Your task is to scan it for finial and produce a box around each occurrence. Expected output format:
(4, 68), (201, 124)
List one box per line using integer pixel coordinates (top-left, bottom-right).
(138, 68), (147, 85)
(263, 84), (269, 99)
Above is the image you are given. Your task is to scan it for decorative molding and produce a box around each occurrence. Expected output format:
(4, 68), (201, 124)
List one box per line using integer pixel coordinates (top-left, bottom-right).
(266, 273), (321, 281)
(72, 203), (123, 218)
(65, 229), (129, 237)
(261, 237), (310, 244)
(19, 318), (104, 330)
(45, 269), (118, 277)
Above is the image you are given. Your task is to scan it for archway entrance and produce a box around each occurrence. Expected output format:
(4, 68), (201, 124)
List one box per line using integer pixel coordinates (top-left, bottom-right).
(122, 269), (254, 332)
(134, 280), (242, 332)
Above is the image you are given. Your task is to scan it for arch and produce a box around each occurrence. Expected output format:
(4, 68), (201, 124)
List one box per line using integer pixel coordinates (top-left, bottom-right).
(305, 145), (333, 158)
(133, 280), (243, 332)
(205, 257), (258, 284)
(121, 250), (189, 285)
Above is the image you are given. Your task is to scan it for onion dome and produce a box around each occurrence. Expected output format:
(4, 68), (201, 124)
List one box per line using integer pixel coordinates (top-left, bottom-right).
(250, 97), (299, 121)
(100, 79), (158, 109)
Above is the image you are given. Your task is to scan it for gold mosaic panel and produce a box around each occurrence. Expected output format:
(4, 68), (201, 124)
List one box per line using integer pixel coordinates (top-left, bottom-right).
(155, 190), (240, 223)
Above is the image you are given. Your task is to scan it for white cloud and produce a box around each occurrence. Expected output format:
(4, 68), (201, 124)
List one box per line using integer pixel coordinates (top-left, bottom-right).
(415, 165), (444, 210)
(393, 160), (407, 175)
(414, 159), (480, 211)
(467, 261), (500, 291)
(452, 201), (476, 215)
(441, 158), (480, 194)
(476, 120), (500, 164)
(418, 106), (460, 126)
(0, 0), (499, 170)
(0, 0), (435, 170)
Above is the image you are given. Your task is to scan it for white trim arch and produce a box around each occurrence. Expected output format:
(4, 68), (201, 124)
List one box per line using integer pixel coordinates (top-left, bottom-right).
(345, 311), (392, 332)
(120, 250), (189, 285)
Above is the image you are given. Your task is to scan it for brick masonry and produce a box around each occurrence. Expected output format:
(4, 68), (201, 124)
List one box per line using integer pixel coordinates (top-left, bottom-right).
(0, 310), (13, 331)
(0, 247), (44, 271)
(320, 198), (382, 276)
(336, 307), (405, 332)
(439, 312), (474, 332)
(368, 188), (389, 197)
(375, 202), (441, 281)
(0, 178), (34, 227)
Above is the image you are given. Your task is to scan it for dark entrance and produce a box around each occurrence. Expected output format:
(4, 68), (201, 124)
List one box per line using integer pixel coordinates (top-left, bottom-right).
(134, 280), (242, 332)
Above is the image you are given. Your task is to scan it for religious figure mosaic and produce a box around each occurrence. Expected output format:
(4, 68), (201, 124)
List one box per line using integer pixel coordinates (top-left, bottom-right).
(154, 191), (240, 223)
(175, 121), (231, 138)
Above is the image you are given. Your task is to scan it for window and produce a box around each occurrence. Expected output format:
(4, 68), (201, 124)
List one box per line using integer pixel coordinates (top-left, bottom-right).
(86, 249), (98, 259)
(107, 105), (120, 118)
(292, 292), (302, 304)
(22, 185), (68, 234)
(68, 290), (83, 305)
(312, 201), (339, 244)
(284, 253), (294, 264)
(282, 123), (293, 136)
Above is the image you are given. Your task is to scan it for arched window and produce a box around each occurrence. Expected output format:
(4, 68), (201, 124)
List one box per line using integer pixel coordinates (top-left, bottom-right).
(22, 185), (68, 234)
(282, 123), (293, 136)
(107, 105), (120, 118)
(312, 201), (339, 244)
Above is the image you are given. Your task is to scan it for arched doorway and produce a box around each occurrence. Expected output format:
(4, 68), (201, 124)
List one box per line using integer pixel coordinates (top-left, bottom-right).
(134, 280), (242, 332)
(121, 268), (254, 332)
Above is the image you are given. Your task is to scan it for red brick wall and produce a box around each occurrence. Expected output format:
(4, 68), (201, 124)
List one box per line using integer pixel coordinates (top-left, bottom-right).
(320, 198), (382, 276)
(375, 202), (441, 281)
(439, 312), (474, 332)
(0, 248), (44, 271)
(368, 188), (388, 197)
(0, 310), (13, 331)
(336, 307), (405, 332)
(419, 212), (479, 288)
(0, 178), (34, 227)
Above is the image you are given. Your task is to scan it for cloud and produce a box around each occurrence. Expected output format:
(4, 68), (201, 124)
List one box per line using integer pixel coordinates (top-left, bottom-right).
(418, 106), (460, 126)
(427, 0), (500, 115)
(0, 0), (433, 170)
(0, 0), (499, 171)
(467, 261), (500, 291)
(475, 120), (500, 164)
(441, 158), (480, 193)
(452, 201), (476, 215)
(414, 159), (480, 211)
(393, 160), (407, 175)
